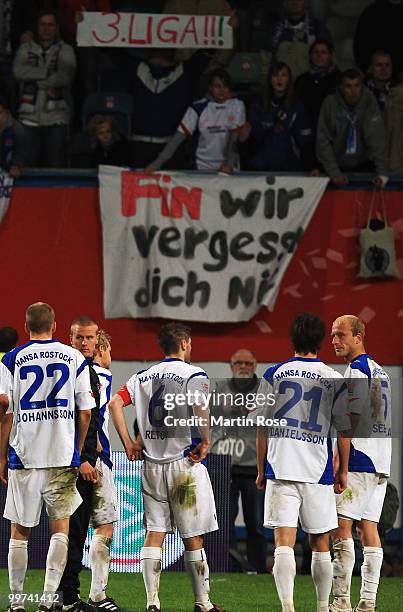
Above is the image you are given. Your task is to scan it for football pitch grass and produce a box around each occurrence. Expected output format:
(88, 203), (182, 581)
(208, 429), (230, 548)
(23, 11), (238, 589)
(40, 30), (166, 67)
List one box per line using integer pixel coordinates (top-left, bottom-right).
(0, 571), (401, 611)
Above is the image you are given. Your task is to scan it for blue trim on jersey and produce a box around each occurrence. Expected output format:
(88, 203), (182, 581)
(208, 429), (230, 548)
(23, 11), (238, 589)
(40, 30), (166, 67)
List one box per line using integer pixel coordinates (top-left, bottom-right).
(2, 341), (41, 374)
(162, 358), (183, 363)
(318, 438), (334, 484)
(348, 444), (376, 473)
(350, 354), (372, 381)
(188, 371), (208, 380)
(265, 460), (276, 479)
(70, 428), (81, 467)
(8, 445), (24, 469)
(76, 359), (89, 378)
(96, 370), (113, 468)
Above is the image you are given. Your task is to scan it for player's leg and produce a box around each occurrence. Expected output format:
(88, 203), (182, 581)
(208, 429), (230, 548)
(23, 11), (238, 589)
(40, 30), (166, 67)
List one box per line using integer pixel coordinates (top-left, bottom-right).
(264, 480), (300, 612)
(44, 467), (88, 610)
(353, 477), (387, 612)
(141, 531), (165, 612)
(240, 476), (267, 573)
(4, 469), (43, 611)
(299, 482), (338, 612)
(89, 524), (113, 604)
(183, 535), (223, 612)
(141, 461), (170, 612)
(331, 472), (381, 611)
(8, 523), (30, 611)
(39, 517), (70, 609)
(167, 459), (220, 611)
(272, 527), (297, 612)
(88, 460), (123, 610)
(330, 518), (355, 611)
(309, 532), (333, 612)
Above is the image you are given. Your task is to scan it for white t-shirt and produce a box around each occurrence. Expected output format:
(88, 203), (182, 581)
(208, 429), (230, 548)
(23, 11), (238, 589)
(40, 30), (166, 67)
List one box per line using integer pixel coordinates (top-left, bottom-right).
(344, 354), (391, 476)
(179, 97), (245, 170)
(118, 357), (209, 462)
(93, 362), (113, 469)
(1, 339), (95, 469)
(257, 357), (348, 484)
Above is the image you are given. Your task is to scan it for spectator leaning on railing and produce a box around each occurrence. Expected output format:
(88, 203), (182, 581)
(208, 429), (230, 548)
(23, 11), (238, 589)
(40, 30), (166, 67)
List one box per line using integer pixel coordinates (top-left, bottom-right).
(316, 69), (389, 186)
(13, 10), (76, 168)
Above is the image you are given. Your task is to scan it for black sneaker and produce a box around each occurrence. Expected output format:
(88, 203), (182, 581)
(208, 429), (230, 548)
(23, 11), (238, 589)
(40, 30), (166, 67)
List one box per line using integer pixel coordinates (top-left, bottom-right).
(7, 607), (25, 612)
(62, 601), (97, 612)
(88, 598), (128, 612)
(146, 607), (161, 612)
(194, 605), (225, 612)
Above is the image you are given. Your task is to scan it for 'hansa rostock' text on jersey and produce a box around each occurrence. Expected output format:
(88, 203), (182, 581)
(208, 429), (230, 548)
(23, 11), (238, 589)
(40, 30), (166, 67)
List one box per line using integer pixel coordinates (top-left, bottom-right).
(1, 340), (95, 469)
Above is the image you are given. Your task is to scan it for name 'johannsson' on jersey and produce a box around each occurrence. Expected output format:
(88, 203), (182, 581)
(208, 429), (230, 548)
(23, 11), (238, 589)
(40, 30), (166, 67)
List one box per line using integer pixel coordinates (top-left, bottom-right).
(1, 339), (95, 469)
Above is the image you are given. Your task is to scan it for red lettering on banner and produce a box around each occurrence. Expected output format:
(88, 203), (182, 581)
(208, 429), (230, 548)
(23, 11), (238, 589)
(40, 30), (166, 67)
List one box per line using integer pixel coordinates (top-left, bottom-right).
(92, 12), (120, 44)
(170, 187), (202, 219)
(179, 16), (198, 45)
(128, 14), (152, 45)
(157, 16), (179, 43)
(121, 172), (202, 219)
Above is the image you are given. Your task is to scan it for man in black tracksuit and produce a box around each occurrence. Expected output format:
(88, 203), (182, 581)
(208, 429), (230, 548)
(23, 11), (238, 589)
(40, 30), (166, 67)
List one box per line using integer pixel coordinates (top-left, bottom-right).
(58, 317), (101, 612)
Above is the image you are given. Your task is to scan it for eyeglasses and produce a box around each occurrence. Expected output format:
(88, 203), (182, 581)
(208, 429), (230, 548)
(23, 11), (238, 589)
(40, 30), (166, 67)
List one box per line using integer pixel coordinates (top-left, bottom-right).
(232, 360), (255, 366)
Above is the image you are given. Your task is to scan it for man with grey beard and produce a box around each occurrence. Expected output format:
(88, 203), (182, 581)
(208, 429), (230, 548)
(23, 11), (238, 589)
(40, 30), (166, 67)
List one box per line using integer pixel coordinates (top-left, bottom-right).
(210, 349), (267, 573)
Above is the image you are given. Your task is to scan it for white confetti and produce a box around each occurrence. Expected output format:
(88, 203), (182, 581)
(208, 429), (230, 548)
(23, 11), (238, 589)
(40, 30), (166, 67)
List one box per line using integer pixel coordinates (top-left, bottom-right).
(321, 295), (335, 301)
(337, 228), (360, 238)
(299, 260), (310, 276)
(307, 248), (321, 256)
(352, 284), (370, 291)
(326, 249), (344, 264)
(358, 307), (376, 323)
(312, 257), (327, 270)
(255, 320), (272, 334)
(283, 283), (302, 298)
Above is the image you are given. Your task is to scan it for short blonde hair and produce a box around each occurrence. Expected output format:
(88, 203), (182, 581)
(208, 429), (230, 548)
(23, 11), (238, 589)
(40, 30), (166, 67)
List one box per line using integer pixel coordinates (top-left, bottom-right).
(97, 329), (111, 351)
(334, 315), (366, 339)
(87, 114), (120, 142)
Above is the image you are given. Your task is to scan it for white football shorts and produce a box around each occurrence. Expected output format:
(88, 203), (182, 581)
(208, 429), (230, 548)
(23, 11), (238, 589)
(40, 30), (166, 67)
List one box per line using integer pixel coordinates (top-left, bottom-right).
(4, 467), (81, 527)
(142, 457), (218, 538)
(90, 458), (118, 528)
(264, 479), (338, 534)
(335, 472), (388, 522)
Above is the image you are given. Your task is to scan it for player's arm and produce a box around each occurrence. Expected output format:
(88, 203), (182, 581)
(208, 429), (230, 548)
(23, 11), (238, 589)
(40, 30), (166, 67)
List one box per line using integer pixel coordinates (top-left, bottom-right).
(109, 390), (142, 461)
(189, 401), (211, 463)
(256, 426), (267, 490)
(77, 409), (91, 455)
(334, 430), (351, 494)
(0, 393), (9, 420)
(0, 412), (12, 485)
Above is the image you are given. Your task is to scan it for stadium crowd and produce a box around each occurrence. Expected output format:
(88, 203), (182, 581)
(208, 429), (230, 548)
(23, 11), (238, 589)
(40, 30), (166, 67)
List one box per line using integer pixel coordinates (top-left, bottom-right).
(1, 0), (403, 181)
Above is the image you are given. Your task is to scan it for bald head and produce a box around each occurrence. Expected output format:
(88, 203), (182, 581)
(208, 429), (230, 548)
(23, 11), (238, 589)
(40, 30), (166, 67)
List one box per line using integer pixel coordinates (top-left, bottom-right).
(333, 315), (366, 340)
(331, 314), (366, 362)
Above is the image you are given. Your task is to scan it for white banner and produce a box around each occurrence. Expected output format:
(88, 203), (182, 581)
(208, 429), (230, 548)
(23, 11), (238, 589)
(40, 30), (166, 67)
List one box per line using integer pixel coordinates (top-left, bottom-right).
(99, 166), (328, 322)
(77, 12), (233, 48)
(0, 173), (13, 223)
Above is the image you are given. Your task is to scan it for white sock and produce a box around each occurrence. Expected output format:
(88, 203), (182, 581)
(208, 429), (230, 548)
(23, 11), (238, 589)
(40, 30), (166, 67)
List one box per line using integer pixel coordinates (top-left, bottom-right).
(184, 548), (212, 611)
(43, 533), (69, 599)
(273, 546), (296, 611)
(358, 546), (383, 605)
(332, 538), (355, 608)
(8, 539), (28, 608)
(140, 547), (161, 610)
(311, 551), (332, 611)
(89, 535), (111, 602)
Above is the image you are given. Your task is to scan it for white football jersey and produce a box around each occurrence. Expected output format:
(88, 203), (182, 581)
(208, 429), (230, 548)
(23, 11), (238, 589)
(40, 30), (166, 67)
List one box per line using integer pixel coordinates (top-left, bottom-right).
(344, 354), (391, 476)
(93, 362), (113, 468)
(118, 358), (209, 462)
(257, 357), (348, 484)
(179, 97), (246, 170)
(2, 340), (95, 469)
